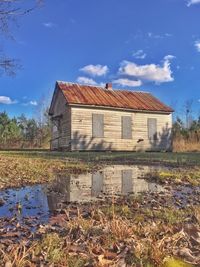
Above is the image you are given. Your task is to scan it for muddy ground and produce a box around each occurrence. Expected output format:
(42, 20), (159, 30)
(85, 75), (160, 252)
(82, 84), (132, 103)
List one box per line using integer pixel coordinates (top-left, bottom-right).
(0, 153), (199, 266)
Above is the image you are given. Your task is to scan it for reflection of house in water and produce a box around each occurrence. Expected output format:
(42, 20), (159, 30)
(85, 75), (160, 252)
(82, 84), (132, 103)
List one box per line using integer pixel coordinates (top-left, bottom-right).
(92, 165), (162, 196)
(47, 165), (163, 210)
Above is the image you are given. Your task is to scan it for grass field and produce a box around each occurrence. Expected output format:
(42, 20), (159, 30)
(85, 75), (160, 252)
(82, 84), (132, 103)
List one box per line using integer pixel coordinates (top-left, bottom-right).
(0, 150), (200, 266)
(0, 150), (200, 166)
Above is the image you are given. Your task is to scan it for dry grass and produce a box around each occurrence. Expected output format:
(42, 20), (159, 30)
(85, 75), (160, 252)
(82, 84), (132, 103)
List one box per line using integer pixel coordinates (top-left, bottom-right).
(173, 139), (200, 152)
(0, 206), (198, 266)
(0, 244), (35, 267)
(0, 154), (91, 189)
(149, 167), (200, 186)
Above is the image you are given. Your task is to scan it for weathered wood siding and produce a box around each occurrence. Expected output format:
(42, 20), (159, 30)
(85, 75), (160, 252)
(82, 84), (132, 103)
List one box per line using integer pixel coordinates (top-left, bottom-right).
(70, 106), (172, 151)
(50, 90), (71, 150)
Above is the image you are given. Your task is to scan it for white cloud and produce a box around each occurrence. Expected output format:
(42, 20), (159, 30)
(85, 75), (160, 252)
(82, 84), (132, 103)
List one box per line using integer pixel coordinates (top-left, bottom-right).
(29, 101), (38, 106)
(113, 79), (142, 87)
(194, 40), (200, 52)
(43, 22), (55, 28)
(118, 55), (174, 84)
(147, 32), (172, 39)
(132, 50), (146, 59)
(187, 0), (200, 6)
(77, 76), (97, 85)
(22, 100), (38, 106)
(80, 64), (109, 77)
(0, 96), (17, 105)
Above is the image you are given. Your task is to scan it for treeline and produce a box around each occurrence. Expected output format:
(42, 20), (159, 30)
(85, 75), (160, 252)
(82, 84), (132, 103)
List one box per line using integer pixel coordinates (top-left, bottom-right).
(1, 111), (200, 151)
(0, 111), (51, 149)
(173, 116), (200, 152)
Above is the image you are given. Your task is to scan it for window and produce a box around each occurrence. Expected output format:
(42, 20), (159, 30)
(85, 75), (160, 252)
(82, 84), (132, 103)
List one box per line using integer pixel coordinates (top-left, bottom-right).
(52, 118), (61, 133)
(92, 114), (104, 138)
(121, 116), (132, 139)
(121, 170), (133, 194)
(92, 171), (103, 196)
(147, 118), (157, 140)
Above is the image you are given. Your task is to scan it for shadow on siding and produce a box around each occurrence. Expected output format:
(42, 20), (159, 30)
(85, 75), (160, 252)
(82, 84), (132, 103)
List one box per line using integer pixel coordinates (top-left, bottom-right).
(71, 131), (113, 151)
(150, 122), (172, 151)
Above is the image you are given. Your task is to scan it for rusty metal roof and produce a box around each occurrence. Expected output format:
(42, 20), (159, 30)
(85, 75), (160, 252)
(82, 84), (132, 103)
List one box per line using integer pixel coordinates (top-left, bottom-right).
(57, 81), (173, 113)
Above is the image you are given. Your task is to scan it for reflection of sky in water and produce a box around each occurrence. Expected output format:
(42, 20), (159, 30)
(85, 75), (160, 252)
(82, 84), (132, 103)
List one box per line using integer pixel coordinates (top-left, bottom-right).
(0, 165), (165, 220)
(0, 185), (49, 222)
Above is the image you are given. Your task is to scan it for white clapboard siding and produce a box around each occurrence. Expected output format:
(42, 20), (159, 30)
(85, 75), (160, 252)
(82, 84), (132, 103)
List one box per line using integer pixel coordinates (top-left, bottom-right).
(70, 106), (172, 151)
(50, 90), (71, 150)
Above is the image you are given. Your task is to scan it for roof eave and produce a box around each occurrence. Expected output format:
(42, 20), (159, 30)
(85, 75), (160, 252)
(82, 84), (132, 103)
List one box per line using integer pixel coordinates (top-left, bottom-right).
(67, 103), (173, 114)
(48, 82), (59, 116)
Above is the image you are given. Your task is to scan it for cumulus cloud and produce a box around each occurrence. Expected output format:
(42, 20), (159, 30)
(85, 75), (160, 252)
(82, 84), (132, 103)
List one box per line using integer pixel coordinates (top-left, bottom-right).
(132, 50), (146, 59)
(77, 76), (97, 85)
(0, 96), (17, 105)
(187, 0), (200, 6)
(113, 79), (142, 87)
(80, 64), (109, 77)
(118, 55), (174, 84)
(194, 40), (200, 52)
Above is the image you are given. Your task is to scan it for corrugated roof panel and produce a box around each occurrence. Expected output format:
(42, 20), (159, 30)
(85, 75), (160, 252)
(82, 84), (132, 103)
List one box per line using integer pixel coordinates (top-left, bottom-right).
(57, 81), (173, 113)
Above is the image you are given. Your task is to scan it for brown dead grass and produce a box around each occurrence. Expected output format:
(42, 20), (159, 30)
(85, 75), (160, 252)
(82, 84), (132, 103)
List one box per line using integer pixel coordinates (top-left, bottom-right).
(173, 139), (200, 152)
(0, 155), (91, 190)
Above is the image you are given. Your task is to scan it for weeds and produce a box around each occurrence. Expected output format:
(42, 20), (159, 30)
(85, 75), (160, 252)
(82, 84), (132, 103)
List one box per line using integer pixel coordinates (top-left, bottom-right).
(34, 233), (64, 263)
(163, 257), (194, 267)
(0, 244), (34, 267)
(0, 202), (198, 266)
(0, 151), (199, 266)
(0, 154), (92, 189)
(148, 168), (200, 186)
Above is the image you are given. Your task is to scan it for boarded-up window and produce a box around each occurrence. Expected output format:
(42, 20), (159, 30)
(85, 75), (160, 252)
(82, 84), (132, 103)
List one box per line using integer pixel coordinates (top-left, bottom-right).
(122, 116), (132, 139)
(121, 169), (133, 194)
(148, 118), (157, 140)
(92, 171), (103, 196)
(92, 114), (104, 138)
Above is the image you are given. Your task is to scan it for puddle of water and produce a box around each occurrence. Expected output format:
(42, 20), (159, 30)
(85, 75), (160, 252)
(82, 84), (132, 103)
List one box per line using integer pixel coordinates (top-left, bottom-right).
(0, 185), (49, 222)
(172, 185), (200, 207)
(0, 165), (166, 221)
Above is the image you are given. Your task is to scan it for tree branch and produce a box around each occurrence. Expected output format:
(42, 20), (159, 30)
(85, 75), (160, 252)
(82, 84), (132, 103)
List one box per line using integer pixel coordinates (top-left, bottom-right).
(0, 0), (43, 76)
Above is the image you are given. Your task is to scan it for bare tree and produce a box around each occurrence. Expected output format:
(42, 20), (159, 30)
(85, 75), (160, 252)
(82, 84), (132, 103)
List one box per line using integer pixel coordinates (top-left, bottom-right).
(0, 0), (43, 75)
(183, 99), (194, 129)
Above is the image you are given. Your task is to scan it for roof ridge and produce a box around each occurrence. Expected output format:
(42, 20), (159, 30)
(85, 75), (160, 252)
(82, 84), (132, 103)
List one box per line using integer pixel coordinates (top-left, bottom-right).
(56, 80), (104, 89)
(56, 80), (150, 94)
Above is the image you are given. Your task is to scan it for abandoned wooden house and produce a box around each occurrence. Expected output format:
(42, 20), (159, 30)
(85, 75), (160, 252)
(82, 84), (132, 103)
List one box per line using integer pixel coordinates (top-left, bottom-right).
(49, 81), (173, 151)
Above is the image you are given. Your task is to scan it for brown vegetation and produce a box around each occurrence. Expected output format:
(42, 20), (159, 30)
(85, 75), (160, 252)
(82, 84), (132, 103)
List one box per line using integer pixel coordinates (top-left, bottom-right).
(173, 138), (200, 152)
(0, 154), (92, 190)
(0, 196), (199, 266)
(172, 117), (200, 152)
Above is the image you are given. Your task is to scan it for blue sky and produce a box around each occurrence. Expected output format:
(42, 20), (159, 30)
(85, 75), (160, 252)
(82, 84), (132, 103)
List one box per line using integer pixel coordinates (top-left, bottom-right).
(0, 0), (200, 118)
